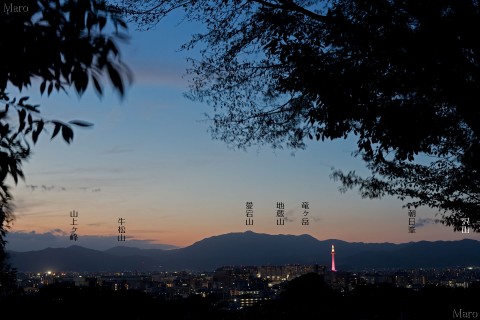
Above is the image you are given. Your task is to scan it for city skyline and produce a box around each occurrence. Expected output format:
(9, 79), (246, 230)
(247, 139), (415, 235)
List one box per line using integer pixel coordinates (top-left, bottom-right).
(5, 11), (480, 251)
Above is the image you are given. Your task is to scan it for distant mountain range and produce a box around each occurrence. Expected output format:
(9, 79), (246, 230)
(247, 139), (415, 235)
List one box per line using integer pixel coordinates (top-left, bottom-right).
(6, 231), (480, 272)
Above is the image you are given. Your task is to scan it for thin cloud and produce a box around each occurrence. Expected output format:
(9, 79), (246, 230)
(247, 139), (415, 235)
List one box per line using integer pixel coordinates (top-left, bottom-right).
(126, 229), (168, 234)
(279, 209), (295, 222)
(11, 197), (48, 211)
(72, 166), (124, 174)
(78, 187), (102, 193)
(415, 218), (441, 228)
(25, 185), (66, 192)
(85, 222), (107, 227)
(104, 146), (134, 154)
(28, 169), (70, 176)
(14, 212), (61, 218)
(130, 59), (188, 88)
(50, 229), (67, 236)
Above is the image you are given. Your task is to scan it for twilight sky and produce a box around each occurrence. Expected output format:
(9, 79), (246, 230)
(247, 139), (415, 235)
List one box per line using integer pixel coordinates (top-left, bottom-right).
(5, 11), (480, 252)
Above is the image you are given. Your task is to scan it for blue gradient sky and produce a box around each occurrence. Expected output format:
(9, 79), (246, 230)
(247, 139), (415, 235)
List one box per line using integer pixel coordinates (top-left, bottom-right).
(6, 12), (479, 251)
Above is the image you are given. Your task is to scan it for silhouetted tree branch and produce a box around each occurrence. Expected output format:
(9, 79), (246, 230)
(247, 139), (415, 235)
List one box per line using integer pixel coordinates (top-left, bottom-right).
(113, 0), (479, 232)
(0, 0), (131, 283)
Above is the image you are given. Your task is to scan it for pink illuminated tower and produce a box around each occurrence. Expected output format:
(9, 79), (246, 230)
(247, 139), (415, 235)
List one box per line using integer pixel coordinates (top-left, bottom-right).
(331, 244), (336, 272)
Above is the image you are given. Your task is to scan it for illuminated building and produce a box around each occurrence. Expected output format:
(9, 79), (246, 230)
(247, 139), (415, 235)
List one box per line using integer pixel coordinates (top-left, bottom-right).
(331, 244), (336, 272)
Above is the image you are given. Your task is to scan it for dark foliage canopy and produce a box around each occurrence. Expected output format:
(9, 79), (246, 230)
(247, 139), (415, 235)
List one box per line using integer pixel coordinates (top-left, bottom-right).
(0, 0), (130, 280)
(113, 0), (479, 232)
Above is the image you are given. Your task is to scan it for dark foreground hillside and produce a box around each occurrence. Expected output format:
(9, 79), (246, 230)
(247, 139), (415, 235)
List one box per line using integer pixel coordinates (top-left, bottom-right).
(2, 273), (479, 320)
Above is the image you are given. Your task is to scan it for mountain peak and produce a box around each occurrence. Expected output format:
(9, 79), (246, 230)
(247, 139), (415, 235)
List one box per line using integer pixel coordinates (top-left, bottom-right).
(7, 232), (480, 272)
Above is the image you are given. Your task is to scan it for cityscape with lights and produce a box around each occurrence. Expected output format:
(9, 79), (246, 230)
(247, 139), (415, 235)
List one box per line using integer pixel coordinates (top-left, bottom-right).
(2, 239), (480, 319)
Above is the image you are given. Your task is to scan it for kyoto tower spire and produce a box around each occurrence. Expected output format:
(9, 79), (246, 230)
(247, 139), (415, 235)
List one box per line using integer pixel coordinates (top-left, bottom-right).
(331, 244), (336, 272)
